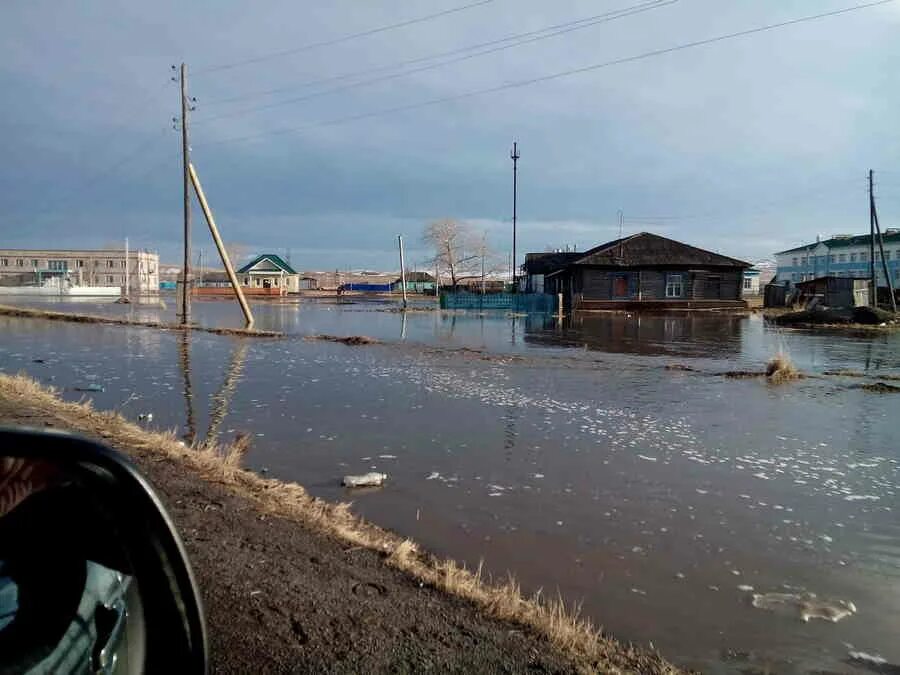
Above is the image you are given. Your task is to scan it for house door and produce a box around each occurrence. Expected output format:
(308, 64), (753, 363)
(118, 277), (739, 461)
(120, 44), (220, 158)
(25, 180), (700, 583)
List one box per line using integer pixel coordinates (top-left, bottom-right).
(706, 276), (721, 299)
(263, 279), (272, 289)
(613, 274), (629, 299)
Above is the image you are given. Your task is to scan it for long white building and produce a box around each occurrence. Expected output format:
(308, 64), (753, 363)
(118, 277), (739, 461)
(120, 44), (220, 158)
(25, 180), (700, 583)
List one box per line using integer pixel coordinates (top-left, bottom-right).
(774, 231), (900, 289)
(0, 248), (159, 293)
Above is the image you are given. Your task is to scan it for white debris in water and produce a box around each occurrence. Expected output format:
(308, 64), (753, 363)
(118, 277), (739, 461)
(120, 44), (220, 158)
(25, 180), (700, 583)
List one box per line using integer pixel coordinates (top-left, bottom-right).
(848, 651), (887, 666)
(674, 572), (685, 580)
(533, 473), (545, 479)
(425, 472), (440, 480)
(637, 454), (657, 462)
(695, 488), (708, 495)
(378, 454), (397, 459)
(731, 570), (741, 576)
(844, 494), (879, 502)
(631, 588), (647, 596)
(751, 592), (857, 623)
(737, 585), (754, 592)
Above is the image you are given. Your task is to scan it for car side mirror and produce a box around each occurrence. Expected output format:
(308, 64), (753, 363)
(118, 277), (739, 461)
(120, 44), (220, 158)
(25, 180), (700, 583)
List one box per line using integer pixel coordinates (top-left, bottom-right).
(0, 427), (207, 674)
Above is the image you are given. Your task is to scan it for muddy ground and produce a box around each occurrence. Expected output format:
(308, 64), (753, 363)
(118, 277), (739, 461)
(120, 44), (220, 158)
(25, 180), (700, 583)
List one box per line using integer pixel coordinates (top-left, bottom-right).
(0, 398), (593, 674)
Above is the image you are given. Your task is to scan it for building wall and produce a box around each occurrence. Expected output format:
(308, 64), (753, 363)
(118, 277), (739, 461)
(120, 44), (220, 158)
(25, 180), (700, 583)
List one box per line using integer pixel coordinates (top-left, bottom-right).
(0, 249), (159, 293)
(577, 268), (743, 301)
(775, 243), (900, 287)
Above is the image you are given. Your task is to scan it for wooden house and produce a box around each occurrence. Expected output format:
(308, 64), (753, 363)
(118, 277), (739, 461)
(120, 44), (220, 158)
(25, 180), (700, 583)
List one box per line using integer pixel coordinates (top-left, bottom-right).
(524, 233), (750, 311)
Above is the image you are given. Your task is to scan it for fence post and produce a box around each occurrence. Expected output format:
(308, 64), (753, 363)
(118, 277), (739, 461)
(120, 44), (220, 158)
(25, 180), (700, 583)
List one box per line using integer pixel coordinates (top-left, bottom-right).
(557, 293), (564, 321)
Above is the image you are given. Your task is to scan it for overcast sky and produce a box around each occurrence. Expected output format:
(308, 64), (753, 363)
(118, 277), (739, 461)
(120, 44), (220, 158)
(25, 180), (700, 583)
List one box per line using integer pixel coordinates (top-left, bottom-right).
(2, 0), (899, 270)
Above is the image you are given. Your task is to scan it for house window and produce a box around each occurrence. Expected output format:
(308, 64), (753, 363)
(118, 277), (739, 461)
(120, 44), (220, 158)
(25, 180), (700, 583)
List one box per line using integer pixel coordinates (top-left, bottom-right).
(860, 252), (867, 262)
(107, 260), (115, 268)
(883, 251), (891, 261)
(31, 259), (38, 267)
(121, 261), (127, 268)
(16, 259), (24, 267)
(665, 273), (684, 298)
(107, 275), (114, 283)
(0, 258), (7, 266)
(829, 254), (836, 263)
(743, 277), (753, 290)
(243, 277), (249, 285)
(850, 253), (857, 262)
(792, 257), (798, 266)
(838, 254), (846, 262)
(800, 257), (807, 265)
(77, 260), (84, 267)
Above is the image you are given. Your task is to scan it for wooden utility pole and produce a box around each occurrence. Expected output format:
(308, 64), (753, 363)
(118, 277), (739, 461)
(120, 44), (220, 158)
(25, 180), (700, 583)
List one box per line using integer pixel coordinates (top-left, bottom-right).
(869, 170), (878, 306)
(397, 235), (408, 309)
(180, 63), (192, 325)
(510, 141), (520, 290)
(870, 170), (897, 312)
(188, 163), (255, 328)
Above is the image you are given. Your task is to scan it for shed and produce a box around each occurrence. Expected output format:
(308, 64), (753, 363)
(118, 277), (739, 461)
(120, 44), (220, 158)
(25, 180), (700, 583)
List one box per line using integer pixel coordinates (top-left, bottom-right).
(795, 276), (869, 308)
(391, 271), (436, 294)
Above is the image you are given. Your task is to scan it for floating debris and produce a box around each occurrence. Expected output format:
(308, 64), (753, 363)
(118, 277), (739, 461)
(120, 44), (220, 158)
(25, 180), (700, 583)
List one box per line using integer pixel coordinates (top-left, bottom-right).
(751, 592), (856, 623)
(342, 472), (387, 488)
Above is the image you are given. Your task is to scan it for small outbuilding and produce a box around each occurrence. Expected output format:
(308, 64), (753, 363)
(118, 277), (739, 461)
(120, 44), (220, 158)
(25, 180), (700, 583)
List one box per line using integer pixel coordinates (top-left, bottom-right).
(391, 271), (436, 294)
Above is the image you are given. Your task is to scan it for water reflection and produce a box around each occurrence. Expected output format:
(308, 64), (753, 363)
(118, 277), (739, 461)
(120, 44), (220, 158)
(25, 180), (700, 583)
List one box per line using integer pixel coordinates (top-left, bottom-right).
(205, 340), (249, 446)
(178, 331), (196, 445)
(523, 312), (745, 357)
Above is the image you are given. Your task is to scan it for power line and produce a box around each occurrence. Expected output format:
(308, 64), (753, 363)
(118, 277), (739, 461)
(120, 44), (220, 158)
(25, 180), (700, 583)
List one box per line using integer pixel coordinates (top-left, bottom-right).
(200, 0), (673, 108)
(198, 0), (895, 147)
(194, 0), (496, 75)
(193, 0), (676, 125)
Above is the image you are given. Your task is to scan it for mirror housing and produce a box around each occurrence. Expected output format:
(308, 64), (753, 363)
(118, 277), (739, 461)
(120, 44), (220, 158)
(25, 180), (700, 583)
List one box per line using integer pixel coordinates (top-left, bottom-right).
(0, 427), (207, 674)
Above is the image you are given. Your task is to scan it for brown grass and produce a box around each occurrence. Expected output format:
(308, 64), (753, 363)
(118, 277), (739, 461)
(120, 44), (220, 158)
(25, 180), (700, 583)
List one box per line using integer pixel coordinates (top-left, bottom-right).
(0, 372), (678, 674)
(765, 352), (800, 384)
(304, 334), (380, 345)
(0, 304), (282, 338)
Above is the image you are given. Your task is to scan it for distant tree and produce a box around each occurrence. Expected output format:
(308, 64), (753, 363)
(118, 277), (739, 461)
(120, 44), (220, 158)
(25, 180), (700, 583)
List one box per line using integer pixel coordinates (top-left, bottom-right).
(423, 219), (482, 289)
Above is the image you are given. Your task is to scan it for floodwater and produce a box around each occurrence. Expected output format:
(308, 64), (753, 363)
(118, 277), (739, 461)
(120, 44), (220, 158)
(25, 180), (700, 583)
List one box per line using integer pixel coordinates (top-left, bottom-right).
(1, 295), (899, 673)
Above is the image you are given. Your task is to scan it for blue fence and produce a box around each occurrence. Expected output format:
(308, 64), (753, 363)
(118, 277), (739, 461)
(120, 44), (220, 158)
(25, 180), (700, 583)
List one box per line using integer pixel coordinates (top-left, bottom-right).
(439, 292), (558, 313)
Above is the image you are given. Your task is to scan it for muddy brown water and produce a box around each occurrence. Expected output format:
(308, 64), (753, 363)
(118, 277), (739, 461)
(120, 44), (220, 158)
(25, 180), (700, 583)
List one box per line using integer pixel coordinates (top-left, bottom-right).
(1, 296), (899, 673)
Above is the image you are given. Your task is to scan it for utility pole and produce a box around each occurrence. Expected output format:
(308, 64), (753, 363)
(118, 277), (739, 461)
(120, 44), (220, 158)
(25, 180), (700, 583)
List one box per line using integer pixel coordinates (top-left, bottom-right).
(179, 63), (193, 325)
(397, 235), (408, 310)
(869, 170), (877, 307)
(510, 141), (520, 290)
(870, 170), (897, 312)
(480, 235), (486, 296)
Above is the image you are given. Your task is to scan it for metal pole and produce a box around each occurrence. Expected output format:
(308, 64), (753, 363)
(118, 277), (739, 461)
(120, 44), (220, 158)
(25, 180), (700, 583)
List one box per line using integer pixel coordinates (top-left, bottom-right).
(398, 235), (408, 309)
(510, 141), (520, 290)
(180, 63), (192, 325)
(188, 163), (255, 328)
(124, 237), (129, 299)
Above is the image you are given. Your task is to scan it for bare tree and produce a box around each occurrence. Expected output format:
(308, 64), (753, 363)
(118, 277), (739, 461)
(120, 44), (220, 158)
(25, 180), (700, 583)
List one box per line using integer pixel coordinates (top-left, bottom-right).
(423, 219), (481, 289)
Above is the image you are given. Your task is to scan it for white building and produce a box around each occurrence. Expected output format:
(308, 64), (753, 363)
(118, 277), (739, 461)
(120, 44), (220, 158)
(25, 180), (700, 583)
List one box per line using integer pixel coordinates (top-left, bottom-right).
(0, 248), (159, 293)
(774, 231), (900, 289)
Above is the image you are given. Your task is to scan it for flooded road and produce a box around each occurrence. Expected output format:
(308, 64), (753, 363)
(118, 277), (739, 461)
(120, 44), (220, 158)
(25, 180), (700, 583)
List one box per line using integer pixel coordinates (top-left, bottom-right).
(1, 296), (899, 673)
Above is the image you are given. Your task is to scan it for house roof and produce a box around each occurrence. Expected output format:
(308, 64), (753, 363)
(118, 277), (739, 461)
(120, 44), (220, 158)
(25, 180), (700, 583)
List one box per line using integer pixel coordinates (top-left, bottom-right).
(522, 251), (582, 275)
(775, 231), (900, 255)
(395, 271), (434, 283)
(570, 232), (750, 269)
(237, 254), (297, 275)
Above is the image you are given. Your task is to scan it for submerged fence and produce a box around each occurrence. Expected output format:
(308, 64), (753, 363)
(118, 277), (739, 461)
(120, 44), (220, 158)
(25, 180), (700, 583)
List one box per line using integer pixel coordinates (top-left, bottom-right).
(439, 292), (558, 313)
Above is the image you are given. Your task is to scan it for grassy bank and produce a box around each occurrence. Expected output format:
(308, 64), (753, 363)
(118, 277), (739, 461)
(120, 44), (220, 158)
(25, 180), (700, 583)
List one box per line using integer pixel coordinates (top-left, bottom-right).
(0, 372), (678, 674)
(0, 304), (283, 337)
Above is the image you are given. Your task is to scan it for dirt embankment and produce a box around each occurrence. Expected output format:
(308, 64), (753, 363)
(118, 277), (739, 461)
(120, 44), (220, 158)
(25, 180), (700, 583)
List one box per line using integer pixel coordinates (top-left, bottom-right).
(0, 374), (678, 675)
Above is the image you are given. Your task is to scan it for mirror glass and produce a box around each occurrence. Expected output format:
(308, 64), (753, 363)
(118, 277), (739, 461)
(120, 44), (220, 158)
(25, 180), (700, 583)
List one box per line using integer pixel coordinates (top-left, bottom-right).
(0, 455), (145, 674)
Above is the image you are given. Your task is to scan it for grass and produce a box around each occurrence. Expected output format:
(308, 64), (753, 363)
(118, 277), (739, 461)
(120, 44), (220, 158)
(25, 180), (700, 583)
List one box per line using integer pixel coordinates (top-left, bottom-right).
(0, 303), (282, 338)
(0, 372), (678, 675)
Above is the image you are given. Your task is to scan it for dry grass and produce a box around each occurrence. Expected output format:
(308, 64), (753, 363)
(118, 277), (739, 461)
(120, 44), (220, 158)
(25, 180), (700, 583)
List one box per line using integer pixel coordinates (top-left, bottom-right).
(0, 304), (282, 338)
(765, 352), (800, 384)
(0, 372), (679, 674)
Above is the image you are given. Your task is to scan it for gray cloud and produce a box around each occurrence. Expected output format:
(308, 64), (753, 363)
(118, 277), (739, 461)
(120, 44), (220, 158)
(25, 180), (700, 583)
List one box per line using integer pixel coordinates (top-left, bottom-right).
(2, 0), (899, 268)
